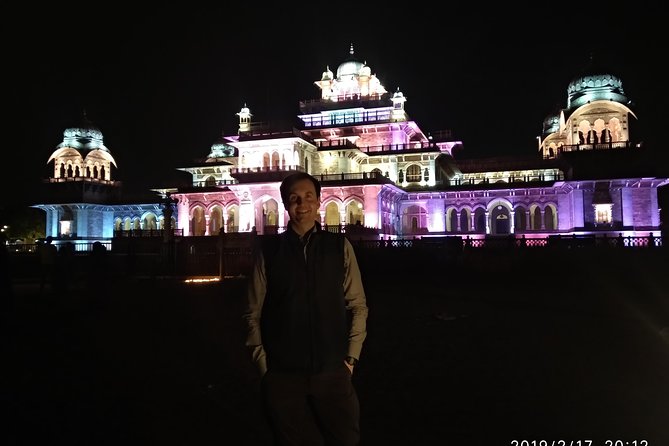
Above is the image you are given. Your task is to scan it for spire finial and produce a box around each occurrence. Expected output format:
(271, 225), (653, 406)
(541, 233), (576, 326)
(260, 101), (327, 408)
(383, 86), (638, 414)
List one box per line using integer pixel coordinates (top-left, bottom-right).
(349, 43), (354, 56)
(81, 108), (93, 125)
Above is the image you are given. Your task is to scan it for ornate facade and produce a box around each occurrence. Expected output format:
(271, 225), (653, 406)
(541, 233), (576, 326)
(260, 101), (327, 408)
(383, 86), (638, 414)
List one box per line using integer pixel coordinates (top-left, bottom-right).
(168, 47), (667, 240)
(34, 47), (668, 246)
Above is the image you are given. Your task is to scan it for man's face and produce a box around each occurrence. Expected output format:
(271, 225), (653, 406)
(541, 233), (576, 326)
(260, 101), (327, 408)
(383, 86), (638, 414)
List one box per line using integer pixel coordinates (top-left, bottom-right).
(285, 178), (320, 233)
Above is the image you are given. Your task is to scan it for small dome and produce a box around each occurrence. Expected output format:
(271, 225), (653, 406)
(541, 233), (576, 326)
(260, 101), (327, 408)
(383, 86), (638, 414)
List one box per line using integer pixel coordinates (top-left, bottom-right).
(57, 112), (108, 152)
(392, 89), (405, 100)
(542, 114), (560, 135)
(566, 55), (628, 109)
(208, 142), (236, 159)
(359, 63), (371, 77)
(236, 104), (252, 117)
(321, 66), (334, 81)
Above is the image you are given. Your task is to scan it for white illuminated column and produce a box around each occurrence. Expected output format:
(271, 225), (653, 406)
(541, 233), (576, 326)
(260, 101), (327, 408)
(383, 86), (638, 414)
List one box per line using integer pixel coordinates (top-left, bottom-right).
(232, 189), (255, 232)
(362, 185), (380, 229)
(176, 195), (190, 236)
(278, 202), (286, 228)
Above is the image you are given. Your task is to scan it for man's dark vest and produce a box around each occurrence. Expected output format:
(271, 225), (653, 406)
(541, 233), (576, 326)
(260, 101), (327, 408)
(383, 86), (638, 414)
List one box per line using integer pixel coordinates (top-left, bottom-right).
(260, 228), (347, 373)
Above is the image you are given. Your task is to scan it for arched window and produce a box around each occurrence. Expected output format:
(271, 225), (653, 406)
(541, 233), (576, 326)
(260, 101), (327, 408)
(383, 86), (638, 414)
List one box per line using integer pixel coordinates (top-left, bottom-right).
(532, 207), (542, 230)
(402, 205), (427, 234)
(474, 208), (486, 232)
(209, 207), (223, 234)
(191, 207), (205, 236)
(346, 200), (363, 225)
(143, 213), (157, 230)
(446, 208), (457, 232)
(325, 202), (340, 227)
(459, 209), (470, 232)
(406, 165), (421, 182)
(515, 206), (527, 231)
(227, 206), (238, 232)
(263, 200), (279, 234)
(544, 205), (556, 230)
(609, 118), (622, 142)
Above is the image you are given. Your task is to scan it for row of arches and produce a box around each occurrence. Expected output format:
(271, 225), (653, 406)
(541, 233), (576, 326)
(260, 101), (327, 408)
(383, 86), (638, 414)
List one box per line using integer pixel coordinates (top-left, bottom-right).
(187, 198), (366, 236)
(239, 150), (301, 170)
(114, 213), (176, 231)
(57, 161), (106, 180)
(576, 117), (623, 144)
(444, 204), (557, 234)
(185, 197), (559, 236)
(397, 203), (558, 235)
(190, 205), (240, 236)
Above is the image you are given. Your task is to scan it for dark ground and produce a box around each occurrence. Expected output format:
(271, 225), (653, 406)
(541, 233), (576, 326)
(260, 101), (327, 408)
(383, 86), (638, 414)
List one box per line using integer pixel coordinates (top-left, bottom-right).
(2, 249), (669, 445)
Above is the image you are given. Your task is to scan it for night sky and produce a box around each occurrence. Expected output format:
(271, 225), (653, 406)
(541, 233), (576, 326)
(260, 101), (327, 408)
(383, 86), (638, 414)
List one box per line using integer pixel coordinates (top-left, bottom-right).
(6, 6), (666, 206)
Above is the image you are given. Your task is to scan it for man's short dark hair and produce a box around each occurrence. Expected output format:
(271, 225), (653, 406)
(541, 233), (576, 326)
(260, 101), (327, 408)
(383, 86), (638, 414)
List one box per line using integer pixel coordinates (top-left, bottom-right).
(280, 172), (321, 204)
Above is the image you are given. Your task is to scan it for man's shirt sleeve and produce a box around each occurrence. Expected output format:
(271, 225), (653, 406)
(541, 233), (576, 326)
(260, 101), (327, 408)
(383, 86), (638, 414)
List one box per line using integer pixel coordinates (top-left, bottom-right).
(343, 238), (368, 360)
(243, 247), (267, 376)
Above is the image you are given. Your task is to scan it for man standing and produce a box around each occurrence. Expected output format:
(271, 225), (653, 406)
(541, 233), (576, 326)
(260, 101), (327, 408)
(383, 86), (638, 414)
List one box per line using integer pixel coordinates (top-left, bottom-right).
(244, 172), (368, 446)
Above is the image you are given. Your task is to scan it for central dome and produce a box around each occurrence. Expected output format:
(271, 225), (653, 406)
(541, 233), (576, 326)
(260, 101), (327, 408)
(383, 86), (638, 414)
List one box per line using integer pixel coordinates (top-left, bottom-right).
(336, 59), (364, 79)
(336, 43), (364, 79)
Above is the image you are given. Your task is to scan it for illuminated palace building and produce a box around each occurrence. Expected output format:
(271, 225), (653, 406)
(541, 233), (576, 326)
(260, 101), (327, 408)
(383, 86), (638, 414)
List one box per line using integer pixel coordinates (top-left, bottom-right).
(35, 47), (667, 245)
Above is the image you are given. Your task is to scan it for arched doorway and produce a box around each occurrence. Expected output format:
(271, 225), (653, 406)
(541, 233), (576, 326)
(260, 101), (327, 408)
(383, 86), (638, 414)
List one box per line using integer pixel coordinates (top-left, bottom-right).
(345, 200), (363, 225)
(263, 199), (279, 234)
(191, 207), (206, 236)
(325, 202), (340, 231)
(209, 207), (223, 234)
(402, 205), (427, 234)
(226, 206), (238, 232)
(490, 204), (511, 235)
